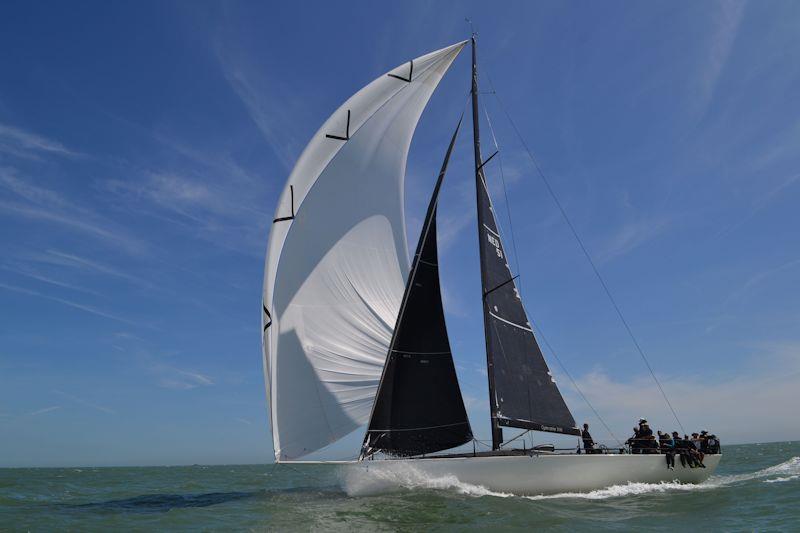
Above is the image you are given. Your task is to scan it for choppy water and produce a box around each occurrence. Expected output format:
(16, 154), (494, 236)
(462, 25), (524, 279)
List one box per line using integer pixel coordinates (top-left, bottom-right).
(1, 442), (798, 531)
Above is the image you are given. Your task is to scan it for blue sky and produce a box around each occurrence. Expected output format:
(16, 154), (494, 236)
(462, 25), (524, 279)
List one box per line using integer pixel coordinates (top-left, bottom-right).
(1, 1), (799, 467)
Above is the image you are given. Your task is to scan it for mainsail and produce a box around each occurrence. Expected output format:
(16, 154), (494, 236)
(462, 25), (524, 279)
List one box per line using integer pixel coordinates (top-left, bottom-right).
(262, 42), (466, 461)
(469, 37), (579, 444)
(363, 119), (472, 457)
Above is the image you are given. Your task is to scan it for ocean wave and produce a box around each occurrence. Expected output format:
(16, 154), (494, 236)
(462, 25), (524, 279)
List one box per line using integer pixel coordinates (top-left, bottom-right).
(763, 475), (798, 484)
(342, 456), (800, 500)
(342, 463), (506, 498)
(708, 456), (800, 485)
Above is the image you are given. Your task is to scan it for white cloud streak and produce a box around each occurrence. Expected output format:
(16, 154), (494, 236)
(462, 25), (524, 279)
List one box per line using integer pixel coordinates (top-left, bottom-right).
(53, 390), (116, 415)
(595, 215), (672, 264)
(28, 406), (62, 416)
(0, 281), (138, 325)
(215, 44), (303, 170)
(26, 249), (155, 290)
(0, 123), (80, 158)
(0, 168), (145, 255)
(0, 264), (102, 297)
(152, 365), (215, 390)
(696, 0), (746, 113)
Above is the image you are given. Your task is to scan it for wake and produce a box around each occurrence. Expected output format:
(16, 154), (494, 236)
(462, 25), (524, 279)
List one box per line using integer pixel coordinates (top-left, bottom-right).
(342, 456), (800, 500)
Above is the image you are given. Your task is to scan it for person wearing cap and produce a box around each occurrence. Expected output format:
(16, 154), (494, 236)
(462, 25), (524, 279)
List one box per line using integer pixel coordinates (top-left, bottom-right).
(639, 420), (658, 454)
(699, 431), (710, 454)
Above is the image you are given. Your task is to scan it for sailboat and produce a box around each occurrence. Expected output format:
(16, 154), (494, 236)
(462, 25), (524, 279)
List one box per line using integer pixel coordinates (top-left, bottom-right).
(261, 37), (720, 495)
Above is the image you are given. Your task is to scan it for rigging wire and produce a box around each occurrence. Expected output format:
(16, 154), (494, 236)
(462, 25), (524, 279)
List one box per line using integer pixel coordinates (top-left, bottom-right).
(482, 103), (522, 288)
(529, 317), (624, 448)
(484, 73), (686, 434)
(480, 98), (623, 447)
(499, 429), (530, 448)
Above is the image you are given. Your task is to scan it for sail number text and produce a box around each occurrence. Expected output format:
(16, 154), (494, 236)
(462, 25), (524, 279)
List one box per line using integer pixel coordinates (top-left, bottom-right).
(487, 232), (504, 259)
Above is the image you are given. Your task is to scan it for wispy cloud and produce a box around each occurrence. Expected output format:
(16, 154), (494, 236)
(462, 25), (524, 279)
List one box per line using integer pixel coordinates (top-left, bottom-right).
(151, 130), (263, 187)
(437, 209), (475, 252)
(100, 171), (268, 257)
(104, 171), (261, 221)
(214, 39), (304, 170)
(0, 281), (138, 325)
(0, 123), (81, 158)
(53, 390), (116, 415)
(152, 365), (215, 390)
(595, 215), (672, 264)
(28, 405), (62, 416)
(0, 168), (145, 254)
(715, 172), (800, 239)
(24, 249), (155, 290)
(0, 264), (102, 297)
(696, 0), (746, 113)
(722, 258), (800, 308)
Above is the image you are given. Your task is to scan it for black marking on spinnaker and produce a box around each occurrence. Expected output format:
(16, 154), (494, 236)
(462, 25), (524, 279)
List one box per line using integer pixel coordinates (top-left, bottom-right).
(325, 109), (351, 141)
(273, 185), (296, 223)
(263, 304), (272, 331)
(388, 60), (413, 83)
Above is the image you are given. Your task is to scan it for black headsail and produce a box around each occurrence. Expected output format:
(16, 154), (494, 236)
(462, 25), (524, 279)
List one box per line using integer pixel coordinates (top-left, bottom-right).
(362, 118), (472, 458)
(470, 37), (580, 449)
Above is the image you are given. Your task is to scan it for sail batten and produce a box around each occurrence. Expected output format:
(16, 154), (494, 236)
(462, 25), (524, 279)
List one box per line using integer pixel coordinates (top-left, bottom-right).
(263, 42), (466, 462)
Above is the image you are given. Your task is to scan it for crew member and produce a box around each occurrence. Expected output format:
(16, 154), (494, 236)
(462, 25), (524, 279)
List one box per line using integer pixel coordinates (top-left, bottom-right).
(581, 423), (595, 454)
(659, 431), (675, 470)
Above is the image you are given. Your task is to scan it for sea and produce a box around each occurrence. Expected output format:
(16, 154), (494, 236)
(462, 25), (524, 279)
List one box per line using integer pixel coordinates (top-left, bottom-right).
(1, 441), (798, 531)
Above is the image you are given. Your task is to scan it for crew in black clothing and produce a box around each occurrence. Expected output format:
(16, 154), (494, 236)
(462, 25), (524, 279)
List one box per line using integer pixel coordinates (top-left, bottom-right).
(658, 431), (676, 469)
(686, 434), (706, 468)
(626, 426), (641, 453)
(627, 419), (653, 454)
(581, 423), (595, 454)
(638, 420), (659, 454)
(673, 431), (691, 467)
(632, 421), (720, 467)
(707, 434), (721, 454)
(700, 431), (708, 453)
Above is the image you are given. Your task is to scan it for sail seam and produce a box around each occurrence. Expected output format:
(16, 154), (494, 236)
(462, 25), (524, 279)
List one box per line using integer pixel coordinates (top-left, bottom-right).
(368, 421), (469, 432)
(482, 223), (500, 238)
(390, 350), (451, 355)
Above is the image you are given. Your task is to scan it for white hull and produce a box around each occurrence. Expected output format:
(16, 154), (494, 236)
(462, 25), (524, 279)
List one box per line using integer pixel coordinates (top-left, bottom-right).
(343, 453), (721, 496)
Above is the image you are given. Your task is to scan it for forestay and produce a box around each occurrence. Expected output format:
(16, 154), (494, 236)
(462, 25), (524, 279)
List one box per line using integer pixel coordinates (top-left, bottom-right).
(262, 41), (466, 461)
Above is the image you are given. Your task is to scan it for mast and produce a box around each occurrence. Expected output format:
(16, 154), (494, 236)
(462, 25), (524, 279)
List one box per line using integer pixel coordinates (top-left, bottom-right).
(469, 37), (579, 446)
(471, 35), (503, 451)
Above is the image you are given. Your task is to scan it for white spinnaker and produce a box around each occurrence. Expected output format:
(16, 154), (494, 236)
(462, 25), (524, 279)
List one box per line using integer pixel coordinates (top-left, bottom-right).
(262, 42), (466, 461)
